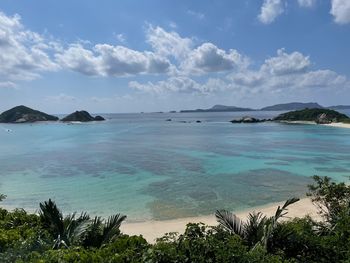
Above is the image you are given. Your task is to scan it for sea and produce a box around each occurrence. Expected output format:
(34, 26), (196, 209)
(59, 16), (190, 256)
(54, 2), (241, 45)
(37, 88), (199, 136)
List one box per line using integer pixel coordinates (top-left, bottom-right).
(1, 110), (350, 221)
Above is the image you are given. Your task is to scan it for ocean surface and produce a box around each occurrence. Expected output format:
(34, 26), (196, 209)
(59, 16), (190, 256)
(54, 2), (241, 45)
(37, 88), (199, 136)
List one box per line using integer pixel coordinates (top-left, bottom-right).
(1, 110), (350, 221)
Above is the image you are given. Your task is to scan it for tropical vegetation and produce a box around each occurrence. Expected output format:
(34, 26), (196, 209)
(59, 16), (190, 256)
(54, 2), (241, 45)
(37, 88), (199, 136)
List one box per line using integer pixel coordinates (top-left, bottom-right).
(1, 175), (350, 262)
(274, 108), (350, 123)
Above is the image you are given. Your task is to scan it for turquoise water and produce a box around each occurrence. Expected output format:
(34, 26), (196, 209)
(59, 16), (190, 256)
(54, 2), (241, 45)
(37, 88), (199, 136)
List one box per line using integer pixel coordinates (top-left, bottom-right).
(1, 111), (350, 221)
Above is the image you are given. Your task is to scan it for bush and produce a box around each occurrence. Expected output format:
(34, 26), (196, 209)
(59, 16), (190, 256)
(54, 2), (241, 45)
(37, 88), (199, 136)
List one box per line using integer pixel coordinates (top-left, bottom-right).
(1, 177), (350, 262)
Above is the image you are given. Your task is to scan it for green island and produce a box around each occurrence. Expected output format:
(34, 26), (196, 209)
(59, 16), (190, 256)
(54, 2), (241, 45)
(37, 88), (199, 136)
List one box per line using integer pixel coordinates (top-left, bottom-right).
(1, 176), (350, 262)
(0, 106), (59, 123)
(274, 108), (350, 124)
(0, 106), (105, 123)
(61, 111), (105, 122)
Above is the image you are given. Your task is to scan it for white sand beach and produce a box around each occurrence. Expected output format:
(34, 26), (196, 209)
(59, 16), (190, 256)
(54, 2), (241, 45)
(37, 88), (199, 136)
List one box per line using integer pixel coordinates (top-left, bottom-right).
(280, 121), (350, 129)
(323, 122), (350, 129)
(122, 198), (320, 243)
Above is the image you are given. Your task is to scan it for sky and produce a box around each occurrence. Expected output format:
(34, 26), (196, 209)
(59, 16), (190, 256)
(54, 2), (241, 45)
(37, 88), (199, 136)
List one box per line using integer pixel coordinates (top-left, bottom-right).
(0, 0), (349, 113)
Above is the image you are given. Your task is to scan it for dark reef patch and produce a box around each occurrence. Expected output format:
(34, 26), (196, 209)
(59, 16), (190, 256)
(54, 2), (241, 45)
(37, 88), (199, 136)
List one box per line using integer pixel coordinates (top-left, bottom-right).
(144, 168), (312, 220)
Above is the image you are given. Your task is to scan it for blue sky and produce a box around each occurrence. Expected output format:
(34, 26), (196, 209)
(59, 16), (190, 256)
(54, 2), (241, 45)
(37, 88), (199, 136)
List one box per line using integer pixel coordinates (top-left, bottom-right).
(0, 0), (349, 113)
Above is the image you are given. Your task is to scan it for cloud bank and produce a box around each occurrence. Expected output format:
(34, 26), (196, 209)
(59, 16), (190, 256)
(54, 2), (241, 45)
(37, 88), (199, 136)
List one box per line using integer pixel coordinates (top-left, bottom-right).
(0, 10), (348, 102)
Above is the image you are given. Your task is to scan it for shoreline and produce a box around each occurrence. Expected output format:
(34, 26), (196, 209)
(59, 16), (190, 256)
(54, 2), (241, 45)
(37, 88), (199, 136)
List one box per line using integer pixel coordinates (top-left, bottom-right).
(323, 122), (350, 129)
(280, 120), (350, 129)
(121, 197), (320, 243)
(2, 197), (320, 243)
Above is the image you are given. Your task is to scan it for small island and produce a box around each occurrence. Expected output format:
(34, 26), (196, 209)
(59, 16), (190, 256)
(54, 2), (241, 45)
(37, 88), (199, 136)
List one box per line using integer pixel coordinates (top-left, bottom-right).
(0, 105), (59, 123)
(273, 108), (350, 124)
(61, 111), (105, 122)
(231, 116), (271, 123)
(230, 108), (350, 126)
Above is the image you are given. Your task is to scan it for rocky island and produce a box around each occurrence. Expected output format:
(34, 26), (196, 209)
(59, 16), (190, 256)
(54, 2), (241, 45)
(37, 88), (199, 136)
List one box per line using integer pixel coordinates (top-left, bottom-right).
(230, 108), (350, 125)
(0, 105), (59, 123)
(61, 111), (105, 122)
(230, 116), (271, 123)
(273, 108), (350, 124)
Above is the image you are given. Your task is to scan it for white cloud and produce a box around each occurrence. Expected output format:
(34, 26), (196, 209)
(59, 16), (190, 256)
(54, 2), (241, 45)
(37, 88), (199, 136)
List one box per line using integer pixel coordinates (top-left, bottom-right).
(228, 70), (264, 87)
(330, 0), (350, 24)
(0, 11), (59, 84)
(169, 22), (177, 29)
(146, 25), (193, 59)
(228, 50), (349, 93)
(180, 43), (249, 74)
(95, 44), (171, 76)
(114, 33), (126, 43)
(45, 93), (76, 102)
(299, 70), (347, 87)
(0, 9), (348, 103)
(129, 77), (202, 93)
(261, 49), (310, 75)
(56, 43), (172, 77)
(130, 75), (241, 95)
(0, 81), (16, 89)
(187, 10), (205, 20)
(258, 0), (284, 24)
(55, 44), (102, 75)
(132, 49), (349, 96)
(297, 0), (316, 8)
(129, 76), (232, 94)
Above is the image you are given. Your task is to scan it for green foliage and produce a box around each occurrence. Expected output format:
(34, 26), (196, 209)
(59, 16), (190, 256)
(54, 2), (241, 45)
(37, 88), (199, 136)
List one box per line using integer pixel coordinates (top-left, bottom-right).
(307, 175), (350, 225)
(0, 105), (59, 123)
(215, 197), (300, 250)
(82, 214), (127, 248)
(0, 208), (51, 262)
(0, 193), (6, 202)
(39, 199), (90, 249)
(2, 177), (350, 262)
(274, 108), (350, 122)
(143, 223), (291, 263)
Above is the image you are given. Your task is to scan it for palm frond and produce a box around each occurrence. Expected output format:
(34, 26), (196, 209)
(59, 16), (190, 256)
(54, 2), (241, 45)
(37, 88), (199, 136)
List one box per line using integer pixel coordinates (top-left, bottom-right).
(39, 199), (64, 237)
(260, 197), (300, 249)
(90, 216), (103, 232)
(244, 212), (266, 246)
(0, 193), (6, 202)
(215, 210), (243, 236)
(64, 212), (90, 245)
(101, 214), (127, 245)
(69, 219), (90, 245)
(82, 216), (104, 248)
(274, 197), (300, 221)
(77, 212), (90, 222)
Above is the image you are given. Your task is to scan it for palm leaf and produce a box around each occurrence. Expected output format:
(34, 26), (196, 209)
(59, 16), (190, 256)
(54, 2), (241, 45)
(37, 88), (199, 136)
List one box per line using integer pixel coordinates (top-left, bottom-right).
(215, 210), (243, 236)
(39, 199), (64, 237)
(64, 212), (90, 245)
(101, 214), (127, 245)
(82, 216), (104, 248)
(244, 212), (266, 246)
(274, 197), (300, 221)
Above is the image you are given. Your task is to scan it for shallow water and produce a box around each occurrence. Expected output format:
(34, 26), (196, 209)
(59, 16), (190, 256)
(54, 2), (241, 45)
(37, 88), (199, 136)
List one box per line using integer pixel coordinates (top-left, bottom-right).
(1, 110), (350, 221)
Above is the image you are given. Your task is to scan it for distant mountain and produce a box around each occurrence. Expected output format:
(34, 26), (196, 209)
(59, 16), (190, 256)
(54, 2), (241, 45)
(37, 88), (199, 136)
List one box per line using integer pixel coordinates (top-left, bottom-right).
(180, 104), (255, 113)
(261, 102), (323, 111)
(327, 105), (350, 110)
(0, 105), (59, 123)
(61, 111), (105, 122)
